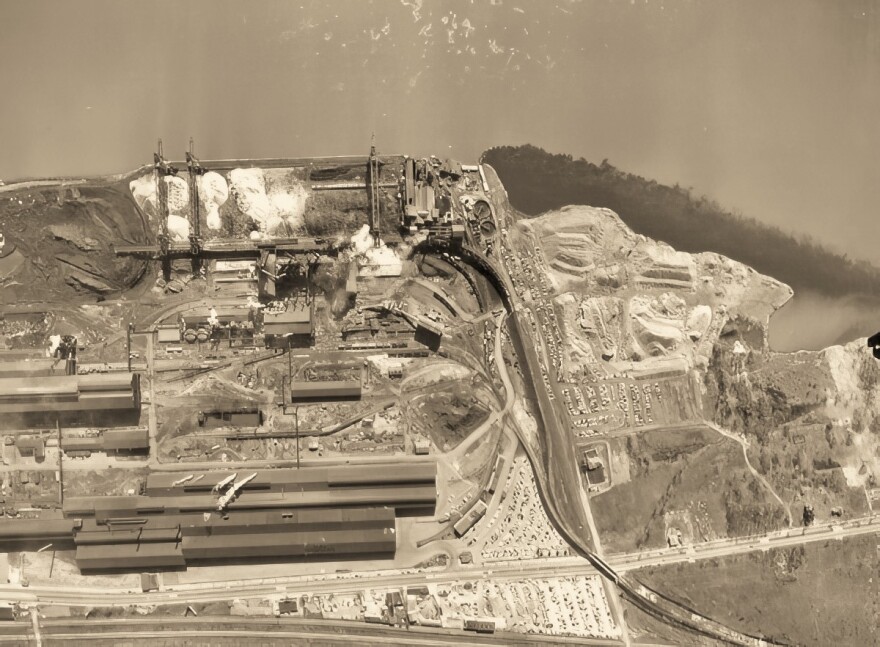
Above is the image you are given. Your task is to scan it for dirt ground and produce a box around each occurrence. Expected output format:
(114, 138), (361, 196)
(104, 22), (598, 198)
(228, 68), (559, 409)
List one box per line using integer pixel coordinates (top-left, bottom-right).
(0, 180), (150, 301)
(63, 467), (148, 498)
(633, 534), (880, 646)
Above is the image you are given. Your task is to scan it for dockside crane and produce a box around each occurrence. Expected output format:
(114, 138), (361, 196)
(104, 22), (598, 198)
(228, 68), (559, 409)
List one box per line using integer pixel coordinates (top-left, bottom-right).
(154, 139), (179, 259)
(186, 138), (205, 261)
(367, 134), (382, 245)
(217, 472), (257, 511)
(212, 472), (237, 494)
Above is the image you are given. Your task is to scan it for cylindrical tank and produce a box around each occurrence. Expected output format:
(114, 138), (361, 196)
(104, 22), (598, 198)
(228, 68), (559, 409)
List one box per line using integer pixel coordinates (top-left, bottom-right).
(183, 329), (198, 343)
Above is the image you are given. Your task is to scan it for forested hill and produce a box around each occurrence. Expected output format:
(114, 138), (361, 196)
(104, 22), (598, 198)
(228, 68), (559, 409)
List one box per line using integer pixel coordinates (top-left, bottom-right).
(482, 145), (880, 299)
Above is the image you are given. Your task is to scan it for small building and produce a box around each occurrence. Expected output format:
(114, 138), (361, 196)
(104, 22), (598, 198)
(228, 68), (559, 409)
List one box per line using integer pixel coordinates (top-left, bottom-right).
(464, 619), (496, 634)
(156, 325), (181, 344)
(198, 409), (263, 429)
(61, 436), (103, 453)
(290, 380), (362, 403)
(387, 363), (404, 379)
(263, 302), (314, 349)
(453, 499), (487, 537)
(487, 456), (504, 494)
(15, 436), (45, 460)
(140, 572), (159, 592)
(345, 262), (358, 296)
(0, 359), (73, 378)
(580, 449), (606, 485)
(102, 428), (150, 453)
(278, 599), (298, 615)
(413, 439), (431, 455)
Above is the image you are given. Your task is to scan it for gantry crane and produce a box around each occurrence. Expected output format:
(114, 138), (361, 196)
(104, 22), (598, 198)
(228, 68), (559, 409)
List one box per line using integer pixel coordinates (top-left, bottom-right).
(367, 134), (381, 244)
(153, 139), (179, 258)
(186, 138), (206, 265)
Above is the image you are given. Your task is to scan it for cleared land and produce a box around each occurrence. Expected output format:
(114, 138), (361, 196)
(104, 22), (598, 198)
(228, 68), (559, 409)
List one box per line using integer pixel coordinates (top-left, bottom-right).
(634, 534), (880, 646)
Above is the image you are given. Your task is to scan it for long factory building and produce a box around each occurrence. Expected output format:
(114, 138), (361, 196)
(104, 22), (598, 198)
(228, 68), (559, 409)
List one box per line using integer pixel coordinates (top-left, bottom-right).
(0, 372), (141, 414)
(0, 462), (436, 571)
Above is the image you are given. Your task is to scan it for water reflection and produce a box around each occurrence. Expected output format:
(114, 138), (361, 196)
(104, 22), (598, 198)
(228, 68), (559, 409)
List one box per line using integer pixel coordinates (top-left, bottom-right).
(768, 291), (880, 352)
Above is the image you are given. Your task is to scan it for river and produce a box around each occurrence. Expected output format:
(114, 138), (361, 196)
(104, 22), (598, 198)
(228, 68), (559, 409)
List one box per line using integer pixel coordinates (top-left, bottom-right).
(768, 291), (880, 353)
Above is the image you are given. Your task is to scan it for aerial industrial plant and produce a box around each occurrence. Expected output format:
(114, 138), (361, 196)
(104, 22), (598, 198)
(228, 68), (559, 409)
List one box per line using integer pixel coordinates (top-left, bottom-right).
(0, 137), (876, 646)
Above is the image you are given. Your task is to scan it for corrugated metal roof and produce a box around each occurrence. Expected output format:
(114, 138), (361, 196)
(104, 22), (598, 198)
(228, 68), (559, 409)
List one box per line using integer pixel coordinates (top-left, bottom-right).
(102, 428), (149, 450)
(290, 381), (361, 398)
(0, 376), (78, 397)
(0, 359), (72, 378)
(145, 463), (435, 494)
(156, 326), (181, 343)
(61, 436), (103, 451)
(78, 373), (136, 392)
(75, 542), (185, 569)
(66, 483), (436, 516)
(0, 518), (78, 541)
(264, 303), (312, 324)
(263, 322), (312, 335)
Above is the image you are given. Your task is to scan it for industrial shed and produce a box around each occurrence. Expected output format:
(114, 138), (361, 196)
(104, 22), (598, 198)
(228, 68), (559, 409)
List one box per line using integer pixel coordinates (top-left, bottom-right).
(31, 461), (436, 572)
(64, 484), (436, 517)
(263, 302), (314, 348)
(15, 436), (45, 459)
(0, 518), (79, 545)
(60, 435), (103, 452)
(156, 325), (181, 344)
(0, 358), (74, 378)
(76, 542), (186, 571)
(71, 506), (396, 571)
(289, 380), (362, 402)
(0, 373), (140, 414)
(102, 428), (150, 452)
(144, 462), (436, 497)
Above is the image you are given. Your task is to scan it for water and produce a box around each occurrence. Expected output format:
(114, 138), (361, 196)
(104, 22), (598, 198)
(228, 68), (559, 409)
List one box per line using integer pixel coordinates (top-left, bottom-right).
(1, 1), (878, 266)
(768, 291), (880, 352)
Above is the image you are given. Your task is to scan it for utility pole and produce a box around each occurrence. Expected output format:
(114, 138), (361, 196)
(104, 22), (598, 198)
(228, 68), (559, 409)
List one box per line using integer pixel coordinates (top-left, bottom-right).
(295, 405), (300, 470)
(127, 322), (134, 372)
(56, 418), (63, 506)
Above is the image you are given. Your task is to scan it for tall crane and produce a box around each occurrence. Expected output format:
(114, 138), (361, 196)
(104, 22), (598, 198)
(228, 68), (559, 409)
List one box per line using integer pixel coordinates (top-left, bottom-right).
(186, 138), (205, 261)
(217, 472), (257, 511)
(153, 139), (179, 258)
(367, 134), (381, 244)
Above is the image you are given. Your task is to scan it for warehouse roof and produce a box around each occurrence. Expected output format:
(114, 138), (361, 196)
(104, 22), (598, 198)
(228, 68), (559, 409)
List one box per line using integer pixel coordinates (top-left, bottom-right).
(0, 373), (139, 414)
(102, 428), (149, 451)
(0, 359), (72, 378)
(290, 380), (361, 399)
(64, 483), (436, 517)
(264, 302), (311, 323)
(145, 462), (435, 494)
(263, 322), (312, 336)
